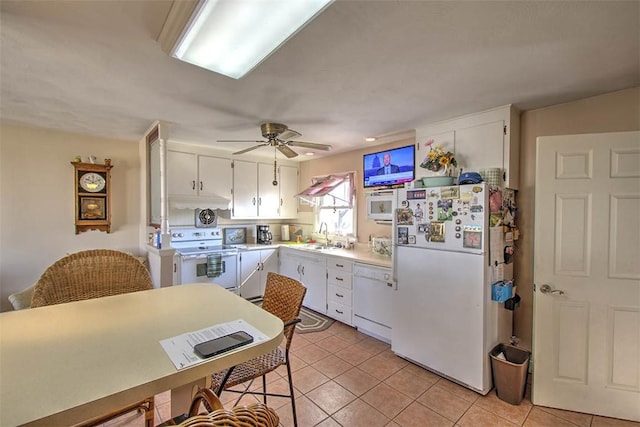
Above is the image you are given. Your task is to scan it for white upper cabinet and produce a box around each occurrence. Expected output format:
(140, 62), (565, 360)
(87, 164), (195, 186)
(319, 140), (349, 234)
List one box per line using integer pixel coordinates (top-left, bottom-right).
(167, 150), (231, 199)
(168, 150), (197, 196)
(414, 105), (520, 189)
(198, 155), (232, 199)
(232, 160), (299, 219)
(279, 165), (299, 218)
(257, 162), (280, 218)
(232, 159), (259, 218)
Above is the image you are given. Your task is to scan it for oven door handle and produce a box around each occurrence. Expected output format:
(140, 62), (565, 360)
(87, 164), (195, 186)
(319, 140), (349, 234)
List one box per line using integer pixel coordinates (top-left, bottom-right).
(185, 253), (237, 260)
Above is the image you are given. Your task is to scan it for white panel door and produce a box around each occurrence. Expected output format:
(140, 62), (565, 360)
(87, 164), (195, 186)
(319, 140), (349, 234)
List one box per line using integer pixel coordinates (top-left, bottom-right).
(239, 250), (261, 299)
(299, 255), (327, 314)
(257, 162), (279, 218)
(198, 155), (231, 199)
(454, 120), (504, 178)
(279, 165), (298, 218)
(167, 150), (196, 196)
(534, 131), (640, 421)
(149, 139), (161, 225)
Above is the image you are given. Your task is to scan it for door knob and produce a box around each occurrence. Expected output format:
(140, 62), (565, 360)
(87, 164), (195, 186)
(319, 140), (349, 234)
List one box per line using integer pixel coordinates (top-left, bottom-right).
(539, 284), (565, 296)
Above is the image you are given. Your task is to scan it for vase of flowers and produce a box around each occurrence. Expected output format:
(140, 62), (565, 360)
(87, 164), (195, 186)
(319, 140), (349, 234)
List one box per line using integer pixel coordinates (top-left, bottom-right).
(419, 139), (457, 175)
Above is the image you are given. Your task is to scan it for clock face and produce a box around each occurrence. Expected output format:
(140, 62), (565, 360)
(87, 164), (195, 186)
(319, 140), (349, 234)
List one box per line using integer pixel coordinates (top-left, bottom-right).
(80, 172), (106, 193)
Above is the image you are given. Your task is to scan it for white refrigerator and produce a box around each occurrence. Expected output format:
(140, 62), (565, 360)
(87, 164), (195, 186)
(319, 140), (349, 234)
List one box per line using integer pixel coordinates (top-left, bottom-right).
(391, 183), (511, 394)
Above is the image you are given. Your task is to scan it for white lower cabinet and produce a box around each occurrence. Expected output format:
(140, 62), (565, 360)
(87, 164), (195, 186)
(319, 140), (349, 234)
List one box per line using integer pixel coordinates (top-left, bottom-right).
(279, 248), (327, 314)
(279, 249), (391, 331)
(238, 249), (277, 299)
(326, 257), (353, 325)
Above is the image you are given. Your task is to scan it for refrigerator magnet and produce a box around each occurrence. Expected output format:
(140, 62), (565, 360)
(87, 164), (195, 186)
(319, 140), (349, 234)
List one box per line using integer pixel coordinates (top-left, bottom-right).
(408, 235), (416, 244)
(437, 199), (454, 221)
(396, 208), (413, 225)
(463, 226), (483, 249)
(440, 186), (459, 199)
(428, 222), (445, 242)
(414, 204), (424, 222)
(397, 227), (409, 244)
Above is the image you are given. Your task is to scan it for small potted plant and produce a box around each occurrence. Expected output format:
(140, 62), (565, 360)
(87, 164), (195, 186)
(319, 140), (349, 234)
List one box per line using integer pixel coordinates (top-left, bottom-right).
(419, 139), (457, 186)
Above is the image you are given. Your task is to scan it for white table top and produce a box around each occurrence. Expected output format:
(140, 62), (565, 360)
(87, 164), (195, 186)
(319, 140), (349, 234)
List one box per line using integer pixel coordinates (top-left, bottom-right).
(0, 284), (284, 426)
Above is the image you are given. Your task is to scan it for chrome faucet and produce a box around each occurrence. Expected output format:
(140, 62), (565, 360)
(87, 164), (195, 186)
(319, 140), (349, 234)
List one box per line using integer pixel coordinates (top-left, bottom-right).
(318, 222), (331, 247)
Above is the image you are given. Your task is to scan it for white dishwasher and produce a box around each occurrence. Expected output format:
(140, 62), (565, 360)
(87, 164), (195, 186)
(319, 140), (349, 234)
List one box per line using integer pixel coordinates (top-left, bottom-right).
(353, 263), (393, 342)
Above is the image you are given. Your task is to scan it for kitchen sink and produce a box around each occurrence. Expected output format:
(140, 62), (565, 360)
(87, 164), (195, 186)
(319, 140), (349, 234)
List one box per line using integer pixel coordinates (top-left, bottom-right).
(297, 244), (339, 251)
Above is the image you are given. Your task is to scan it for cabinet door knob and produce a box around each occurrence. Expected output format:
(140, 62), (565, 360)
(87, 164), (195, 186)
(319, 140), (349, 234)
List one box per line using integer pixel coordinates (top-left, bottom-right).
(200, 181), (203, 191)
(252, 197), (256, 206)
(192, 180), (196, 190)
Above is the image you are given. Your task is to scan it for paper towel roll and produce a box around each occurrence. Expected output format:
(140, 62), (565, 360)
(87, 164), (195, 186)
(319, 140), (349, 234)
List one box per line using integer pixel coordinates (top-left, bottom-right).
(281, 225), (290, 241)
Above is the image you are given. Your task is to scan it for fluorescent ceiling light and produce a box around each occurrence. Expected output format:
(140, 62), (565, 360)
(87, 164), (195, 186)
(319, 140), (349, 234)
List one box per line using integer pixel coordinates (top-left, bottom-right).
(170, 0), (333, 79)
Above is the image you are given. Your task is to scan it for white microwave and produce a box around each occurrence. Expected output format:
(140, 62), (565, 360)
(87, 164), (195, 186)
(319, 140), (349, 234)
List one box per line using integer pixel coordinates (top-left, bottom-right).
(366, 193), (395, 221)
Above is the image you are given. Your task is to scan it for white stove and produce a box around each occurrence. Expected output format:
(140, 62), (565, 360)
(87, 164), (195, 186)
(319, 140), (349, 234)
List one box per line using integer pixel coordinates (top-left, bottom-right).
(171, 227), (239, 292)
(171, 228), (242, 255)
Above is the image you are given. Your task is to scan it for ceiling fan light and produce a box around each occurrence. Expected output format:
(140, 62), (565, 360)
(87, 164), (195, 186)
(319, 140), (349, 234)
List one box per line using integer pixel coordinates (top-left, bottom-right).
(172, 0), (333, 79)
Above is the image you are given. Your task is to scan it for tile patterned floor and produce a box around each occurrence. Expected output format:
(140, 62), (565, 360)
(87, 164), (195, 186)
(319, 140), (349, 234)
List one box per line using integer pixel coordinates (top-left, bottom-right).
(106, 322), (639, 427)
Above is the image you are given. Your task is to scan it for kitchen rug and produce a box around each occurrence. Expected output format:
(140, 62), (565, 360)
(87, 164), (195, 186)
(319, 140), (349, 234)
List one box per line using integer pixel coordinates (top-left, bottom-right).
(250, 298), (334, 334)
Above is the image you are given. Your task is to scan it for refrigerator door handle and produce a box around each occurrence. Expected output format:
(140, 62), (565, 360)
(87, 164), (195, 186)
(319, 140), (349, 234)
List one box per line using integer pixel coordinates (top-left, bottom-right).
(391, 244), (399, 289)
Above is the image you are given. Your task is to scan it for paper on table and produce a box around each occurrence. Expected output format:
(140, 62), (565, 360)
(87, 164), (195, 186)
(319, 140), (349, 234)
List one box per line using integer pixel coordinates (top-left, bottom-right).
(160, 319), (269, 370)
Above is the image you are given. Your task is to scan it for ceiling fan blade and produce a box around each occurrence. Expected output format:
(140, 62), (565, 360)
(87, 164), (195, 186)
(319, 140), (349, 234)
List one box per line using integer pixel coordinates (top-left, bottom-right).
(217, 139), (266, 143)
(233, 144), (265, 155)
(278, 129), (301, 141)
(277, 145), (298, 158)
(287, 140), (333, 151)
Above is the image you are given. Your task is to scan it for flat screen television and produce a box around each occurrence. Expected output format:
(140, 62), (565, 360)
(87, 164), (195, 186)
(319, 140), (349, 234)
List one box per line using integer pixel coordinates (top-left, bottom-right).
(363, 144), (415, 188)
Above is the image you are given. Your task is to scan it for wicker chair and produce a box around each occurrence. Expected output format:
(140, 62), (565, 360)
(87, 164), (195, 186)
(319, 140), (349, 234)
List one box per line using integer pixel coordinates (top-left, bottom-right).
(177, 388), (279, 427)
(210, 272), (306, 427)
(30, 249), (155, 427)
(8, 283), (36, 310)
(31, 249), (152, 307)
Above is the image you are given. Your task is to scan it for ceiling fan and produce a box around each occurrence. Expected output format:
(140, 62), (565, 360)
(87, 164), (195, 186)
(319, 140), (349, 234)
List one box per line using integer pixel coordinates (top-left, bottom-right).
(217, 122), (332, 158)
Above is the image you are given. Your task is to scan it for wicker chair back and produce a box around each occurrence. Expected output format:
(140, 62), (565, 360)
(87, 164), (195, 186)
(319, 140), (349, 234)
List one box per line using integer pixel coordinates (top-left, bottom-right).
(31, 249), (152, 308)
(261, 272), (307, 349)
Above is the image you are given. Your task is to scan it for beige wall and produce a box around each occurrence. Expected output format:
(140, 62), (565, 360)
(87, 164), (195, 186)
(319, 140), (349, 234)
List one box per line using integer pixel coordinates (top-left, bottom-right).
(299, 137), (414, 243)
(0, 123), (142, 312)
(516, 87), (639, 349)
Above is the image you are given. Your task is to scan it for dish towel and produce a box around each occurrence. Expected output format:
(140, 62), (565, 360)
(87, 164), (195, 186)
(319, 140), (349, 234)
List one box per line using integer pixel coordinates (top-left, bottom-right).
(206, 254), (224, 278)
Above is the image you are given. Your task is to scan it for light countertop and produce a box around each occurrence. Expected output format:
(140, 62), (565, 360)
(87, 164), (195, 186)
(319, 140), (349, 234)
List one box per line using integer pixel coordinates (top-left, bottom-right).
(242, 242), (392, 269)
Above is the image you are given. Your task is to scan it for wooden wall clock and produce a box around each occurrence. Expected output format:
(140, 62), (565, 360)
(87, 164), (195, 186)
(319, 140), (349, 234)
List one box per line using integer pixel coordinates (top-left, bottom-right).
(72, 159), (113, 234)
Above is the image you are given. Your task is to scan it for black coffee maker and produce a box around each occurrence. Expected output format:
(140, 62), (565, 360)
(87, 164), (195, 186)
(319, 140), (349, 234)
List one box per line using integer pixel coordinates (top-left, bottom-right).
(256, 225), (272, 244)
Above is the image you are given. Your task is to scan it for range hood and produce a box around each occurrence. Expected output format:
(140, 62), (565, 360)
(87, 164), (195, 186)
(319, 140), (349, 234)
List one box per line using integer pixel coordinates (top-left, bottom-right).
(169, 195), (231, 211)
